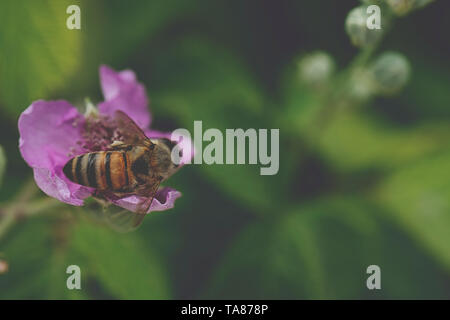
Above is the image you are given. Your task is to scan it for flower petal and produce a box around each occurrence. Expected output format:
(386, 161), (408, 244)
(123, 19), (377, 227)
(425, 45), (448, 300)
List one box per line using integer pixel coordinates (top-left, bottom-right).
(98, 65), (151, 129)
(112, 187), (182, 213)
(34, 168), (92, 206)
(19, 100), (84, 168)
(18, 100), (93, 205)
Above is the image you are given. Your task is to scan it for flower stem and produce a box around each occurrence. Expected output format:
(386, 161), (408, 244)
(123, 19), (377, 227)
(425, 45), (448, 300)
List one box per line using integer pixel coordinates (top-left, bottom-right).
(0, 179), (63, 241)
(311, 9), (396, 136)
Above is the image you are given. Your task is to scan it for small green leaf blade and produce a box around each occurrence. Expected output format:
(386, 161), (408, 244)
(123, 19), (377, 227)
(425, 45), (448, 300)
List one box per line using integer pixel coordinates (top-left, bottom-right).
(149, 39), (285, 213)
(204, 197), (450, 299)
(69, 220), (170, 299)
(375, 151), (450, 269)
(0, 0), (82, 117)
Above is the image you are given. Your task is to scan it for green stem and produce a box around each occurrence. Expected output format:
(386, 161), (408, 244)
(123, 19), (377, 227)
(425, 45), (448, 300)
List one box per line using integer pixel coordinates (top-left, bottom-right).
(0, 179), (63, 241)
(311, 9), (396, 137)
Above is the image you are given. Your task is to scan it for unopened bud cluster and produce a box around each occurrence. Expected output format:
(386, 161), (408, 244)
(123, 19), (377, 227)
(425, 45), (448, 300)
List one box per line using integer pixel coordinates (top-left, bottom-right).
(349, 52), (411, 100)
(297, 51), (336, 87)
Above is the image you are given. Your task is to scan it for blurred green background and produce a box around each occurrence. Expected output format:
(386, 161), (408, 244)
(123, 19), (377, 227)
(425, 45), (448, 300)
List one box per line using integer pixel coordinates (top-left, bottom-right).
(0, 0), (449, 299)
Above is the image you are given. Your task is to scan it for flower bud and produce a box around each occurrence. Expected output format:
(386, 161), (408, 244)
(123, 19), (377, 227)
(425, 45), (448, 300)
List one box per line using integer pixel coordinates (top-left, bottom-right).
(385, 0), (434, 16)
(297, 51), (336, 87)
(345, 6), (383, 47)
(369, 51), (411, 95)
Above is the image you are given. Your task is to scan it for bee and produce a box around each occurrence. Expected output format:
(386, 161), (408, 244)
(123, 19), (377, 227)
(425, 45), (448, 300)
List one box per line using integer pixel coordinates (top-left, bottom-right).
(63, 110), (180, 230)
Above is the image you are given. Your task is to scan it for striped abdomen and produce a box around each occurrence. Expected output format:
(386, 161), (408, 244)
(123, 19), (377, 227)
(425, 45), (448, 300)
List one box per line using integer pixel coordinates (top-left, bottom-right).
(63, 151), (132, 191)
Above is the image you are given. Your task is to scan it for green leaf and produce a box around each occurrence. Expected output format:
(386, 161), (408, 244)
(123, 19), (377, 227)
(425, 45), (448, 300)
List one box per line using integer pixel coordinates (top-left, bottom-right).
(0, 145), (5, 188)
(150, 38), (265, 120)
(316, 110), (450, 171)
(0, 214), (91, 299)
(78, 0), (195, 82)
(281, 60), (450, 173)
(94, 0), (193, 62)
(68, 219), (170, 299)
(204, 196), (450, 299)
(375, 151), (450, 270)
(149, 38), (285, 213)
(374, 221), (450, 299)
(204, 197), (378, 299)
(0, 0), (82, 117)
(0, 218), (54, 299)
(279, 63), (324, 137)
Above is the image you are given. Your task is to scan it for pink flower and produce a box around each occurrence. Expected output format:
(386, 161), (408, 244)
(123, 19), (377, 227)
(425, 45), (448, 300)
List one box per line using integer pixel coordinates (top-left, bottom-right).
(18, 65), (191, 213)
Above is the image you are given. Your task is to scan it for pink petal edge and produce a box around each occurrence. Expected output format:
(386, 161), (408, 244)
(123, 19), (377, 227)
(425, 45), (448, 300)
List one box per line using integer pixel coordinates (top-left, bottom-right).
(98, 65), (151, 129)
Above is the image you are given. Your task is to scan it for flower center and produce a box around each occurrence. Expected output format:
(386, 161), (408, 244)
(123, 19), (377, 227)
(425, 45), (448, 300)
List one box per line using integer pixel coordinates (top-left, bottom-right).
(80, 114), (125, 152)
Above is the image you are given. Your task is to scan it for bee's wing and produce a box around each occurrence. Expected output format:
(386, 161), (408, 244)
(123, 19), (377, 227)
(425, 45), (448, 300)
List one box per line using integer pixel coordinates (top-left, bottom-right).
(80, 196), (143, 232)
(113, 110), (153, 147)
(91, 192), (146, 233)
(102, 204), (146, 233)
(96, 179), (161, 232)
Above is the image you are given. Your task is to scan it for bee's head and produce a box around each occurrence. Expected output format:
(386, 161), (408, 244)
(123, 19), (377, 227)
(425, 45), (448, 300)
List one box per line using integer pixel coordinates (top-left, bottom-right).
(149, 139), (181, 180)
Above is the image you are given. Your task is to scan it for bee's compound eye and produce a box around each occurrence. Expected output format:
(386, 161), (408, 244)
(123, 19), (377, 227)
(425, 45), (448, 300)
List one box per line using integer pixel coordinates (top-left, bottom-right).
(150, 144), (155, 150)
